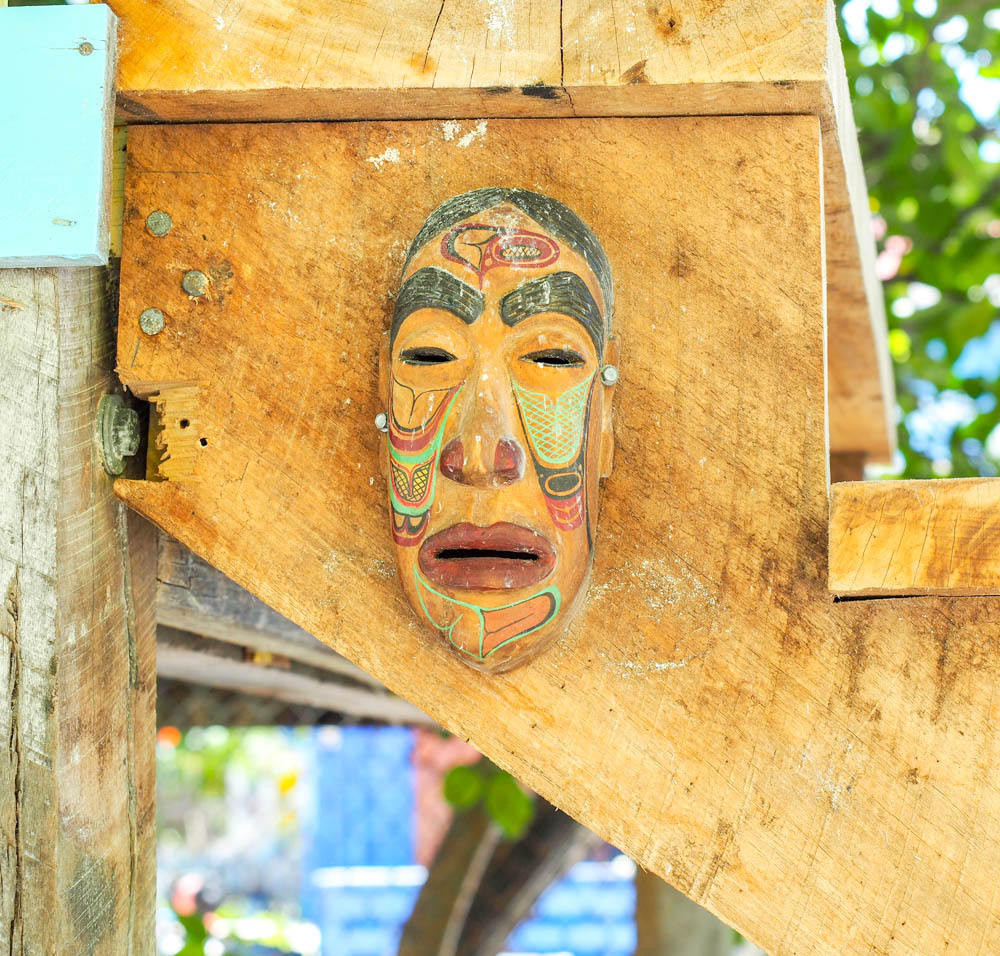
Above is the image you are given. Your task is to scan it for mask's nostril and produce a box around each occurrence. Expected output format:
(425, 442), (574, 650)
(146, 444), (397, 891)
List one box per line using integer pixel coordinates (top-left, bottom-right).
(494, 439), (525, 483)
(440, 438), (464, 482)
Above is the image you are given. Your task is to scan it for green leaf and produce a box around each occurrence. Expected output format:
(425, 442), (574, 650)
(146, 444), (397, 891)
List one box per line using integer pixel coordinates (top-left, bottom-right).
(483, 772), (535, 839)
(443, 765), (484, 809)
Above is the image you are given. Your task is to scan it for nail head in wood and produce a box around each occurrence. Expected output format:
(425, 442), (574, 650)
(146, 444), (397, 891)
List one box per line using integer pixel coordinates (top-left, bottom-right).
(182, 269), (209, 296)
(145, 210), (171, 236)
(139, 307), (164, 335)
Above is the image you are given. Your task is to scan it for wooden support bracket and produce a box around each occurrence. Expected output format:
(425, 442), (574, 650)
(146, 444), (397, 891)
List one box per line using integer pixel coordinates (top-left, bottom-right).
(110, 114), (1000, 954)
(830, 479), (1000, 597)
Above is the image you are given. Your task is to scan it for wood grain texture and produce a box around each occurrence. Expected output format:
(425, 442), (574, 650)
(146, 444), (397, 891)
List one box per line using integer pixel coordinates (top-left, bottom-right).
(110, 0), (821, 120)
(0, 268), (155, 954)
(0, 5), (117, 267)
(107, 0), (894, 460)
(113, 117), (1000, 954)
(830, 479), (1000, 597)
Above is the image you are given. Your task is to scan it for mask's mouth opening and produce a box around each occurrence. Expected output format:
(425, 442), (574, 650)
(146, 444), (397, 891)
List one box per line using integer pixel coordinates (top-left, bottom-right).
(436, 548), (540, 562)
(418, 522), (556, 590)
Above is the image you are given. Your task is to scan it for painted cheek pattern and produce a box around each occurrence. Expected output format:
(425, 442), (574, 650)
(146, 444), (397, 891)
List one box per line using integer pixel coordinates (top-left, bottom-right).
(511, 372), (597, 533)
(414, 569), (561, 661)
(388, 383), (462, 546)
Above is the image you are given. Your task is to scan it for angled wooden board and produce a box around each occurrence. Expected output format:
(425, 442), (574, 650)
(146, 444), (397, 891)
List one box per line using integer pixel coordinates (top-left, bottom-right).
(115, 117), (1000, 954)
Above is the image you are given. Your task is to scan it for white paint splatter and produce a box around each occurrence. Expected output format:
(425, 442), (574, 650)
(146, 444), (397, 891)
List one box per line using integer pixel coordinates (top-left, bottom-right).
(366, 147), (401, 170)
(485, 0), (514, 39)
(456, 120), (488, 148)
(441, 120), (461, 141)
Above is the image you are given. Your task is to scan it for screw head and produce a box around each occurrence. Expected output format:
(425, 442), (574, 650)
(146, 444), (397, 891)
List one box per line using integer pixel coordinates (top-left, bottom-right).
(145, 210), (172, 236)
(374, 412), (389, 433)
(600, 364), (620, 386)
(139, 308), (165, 335)
(78, 41), (94, 56)
(97, 395), (140, 477)
(182, 270), (209, 297)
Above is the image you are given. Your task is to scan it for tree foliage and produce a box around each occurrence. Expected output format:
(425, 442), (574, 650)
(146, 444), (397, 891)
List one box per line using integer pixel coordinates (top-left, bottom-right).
(838, 0), (1000, 478)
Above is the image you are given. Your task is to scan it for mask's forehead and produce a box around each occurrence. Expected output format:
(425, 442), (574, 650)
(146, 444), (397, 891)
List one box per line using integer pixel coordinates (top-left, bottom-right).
(402, 204), (608, 324)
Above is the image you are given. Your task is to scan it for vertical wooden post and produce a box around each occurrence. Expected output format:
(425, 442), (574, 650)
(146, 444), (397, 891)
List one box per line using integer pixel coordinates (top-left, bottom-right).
(0, 267), (155, 954)
(634, 868), (733, 956)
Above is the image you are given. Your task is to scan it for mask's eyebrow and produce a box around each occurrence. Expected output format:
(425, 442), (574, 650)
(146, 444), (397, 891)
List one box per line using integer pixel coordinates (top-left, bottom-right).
(391, 267), (485, 348)
(499, 272), (604, 354)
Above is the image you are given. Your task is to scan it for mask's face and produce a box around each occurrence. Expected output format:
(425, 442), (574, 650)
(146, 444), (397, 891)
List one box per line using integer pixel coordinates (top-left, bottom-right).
(380, 202), (616, 672)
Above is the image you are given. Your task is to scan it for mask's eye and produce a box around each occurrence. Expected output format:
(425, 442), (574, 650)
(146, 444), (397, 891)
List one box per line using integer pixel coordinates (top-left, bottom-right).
(399, 347), (457, 366)
(520, 348), (586, 368)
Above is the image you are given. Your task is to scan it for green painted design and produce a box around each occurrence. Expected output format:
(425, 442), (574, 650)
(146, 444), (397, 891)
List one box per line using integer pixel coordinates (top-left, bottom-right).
(414, 567), (561, 660)
(511, 372), (596, 467)
(388, 386), (462, 518)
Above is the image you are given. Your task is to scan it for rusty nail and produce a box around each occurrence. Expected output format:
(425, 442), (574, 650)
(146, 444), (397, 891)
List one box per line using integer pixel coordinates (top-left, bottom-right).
(146, 211), (172, 236)
(139, 308), (165, 335)
(182, 270), (209, 297)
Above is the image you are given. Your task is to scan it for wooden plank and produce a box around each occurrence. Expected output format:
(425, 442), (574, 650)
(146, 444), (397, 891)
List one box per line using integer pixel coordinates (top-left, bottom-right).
(0, 267), (155, 954)
(157, 627), (433, 725)
(108, 116), (1000, 955)
(0, 5), (117, 267)
(156, 532), (379, 683)
(106, 0), (893, 460)
(819, 1), (895, 462)
(110, 0), (824, 121)
(829, 479), (1000, 597)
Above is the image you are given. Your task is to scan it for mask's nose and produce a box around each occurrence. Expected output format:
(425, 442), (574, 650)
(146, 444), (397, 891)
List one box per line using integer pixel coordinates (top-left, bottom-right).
(440, 437), (525, 487)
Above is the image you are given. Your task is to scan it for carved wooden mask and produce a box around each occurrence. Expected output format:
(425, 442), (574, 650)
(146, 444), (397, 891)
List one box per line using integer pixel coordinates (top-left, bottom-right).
(379, 188), (618, 672)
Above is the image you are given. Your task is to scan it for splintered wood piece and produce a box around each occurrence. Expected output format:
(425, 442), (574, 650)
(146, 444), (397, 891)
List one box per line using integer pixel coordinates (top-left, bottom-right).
(830, 479), (1000, 596)
(106, 0), (894, 462)
(115, 118), (1000, 954)
(144, 384), (203, 481)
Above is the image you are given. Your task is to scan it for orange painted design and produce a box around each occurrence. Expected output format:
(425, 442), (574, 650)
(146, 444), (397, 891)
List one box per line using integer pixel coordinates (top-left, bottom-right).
(481, 593), (557, 655)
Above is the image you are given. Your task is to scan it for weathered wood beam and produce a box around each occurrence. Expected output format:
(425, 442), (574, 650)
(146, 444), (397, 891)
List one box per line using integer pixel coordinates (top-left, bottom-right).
(829, 478), (1000, 597)
(0, 267), (155, 953)
(0, 5), (117, 267)
(156, 532), (378, 684)
(106, 0), (894, 462)
(157, 626), (433, 725)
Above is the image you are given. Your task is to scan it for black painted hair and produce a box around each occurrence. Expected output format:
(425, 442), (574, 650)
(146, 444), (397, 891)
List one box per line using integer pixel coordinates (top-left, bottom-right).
(404, 187), (614, 332)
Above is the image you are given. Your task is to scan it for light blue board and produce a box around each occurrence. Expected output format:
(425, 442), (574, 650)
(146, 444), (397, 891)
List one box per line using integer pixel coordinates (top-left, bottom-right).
(0, 5), (117, 267)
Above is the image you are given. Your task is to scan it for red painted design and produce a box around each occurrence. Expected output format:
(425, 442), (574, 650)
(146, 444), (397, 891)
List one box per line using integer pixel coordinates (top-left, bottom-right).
(441, 224), (559, 286)
(546, 491), (585, 531)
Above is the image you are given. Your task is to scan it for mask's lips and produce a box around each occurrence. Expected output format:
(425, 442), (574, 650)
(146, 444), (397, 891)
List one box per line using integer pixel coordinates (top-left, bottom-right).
(418, 522), (556, 590)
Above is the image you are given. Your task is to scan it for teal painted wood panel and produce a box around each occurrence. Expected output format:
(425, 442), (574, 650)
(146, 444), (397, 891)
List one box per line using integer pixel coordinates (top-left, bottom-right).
(0, 5), (117, 267)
